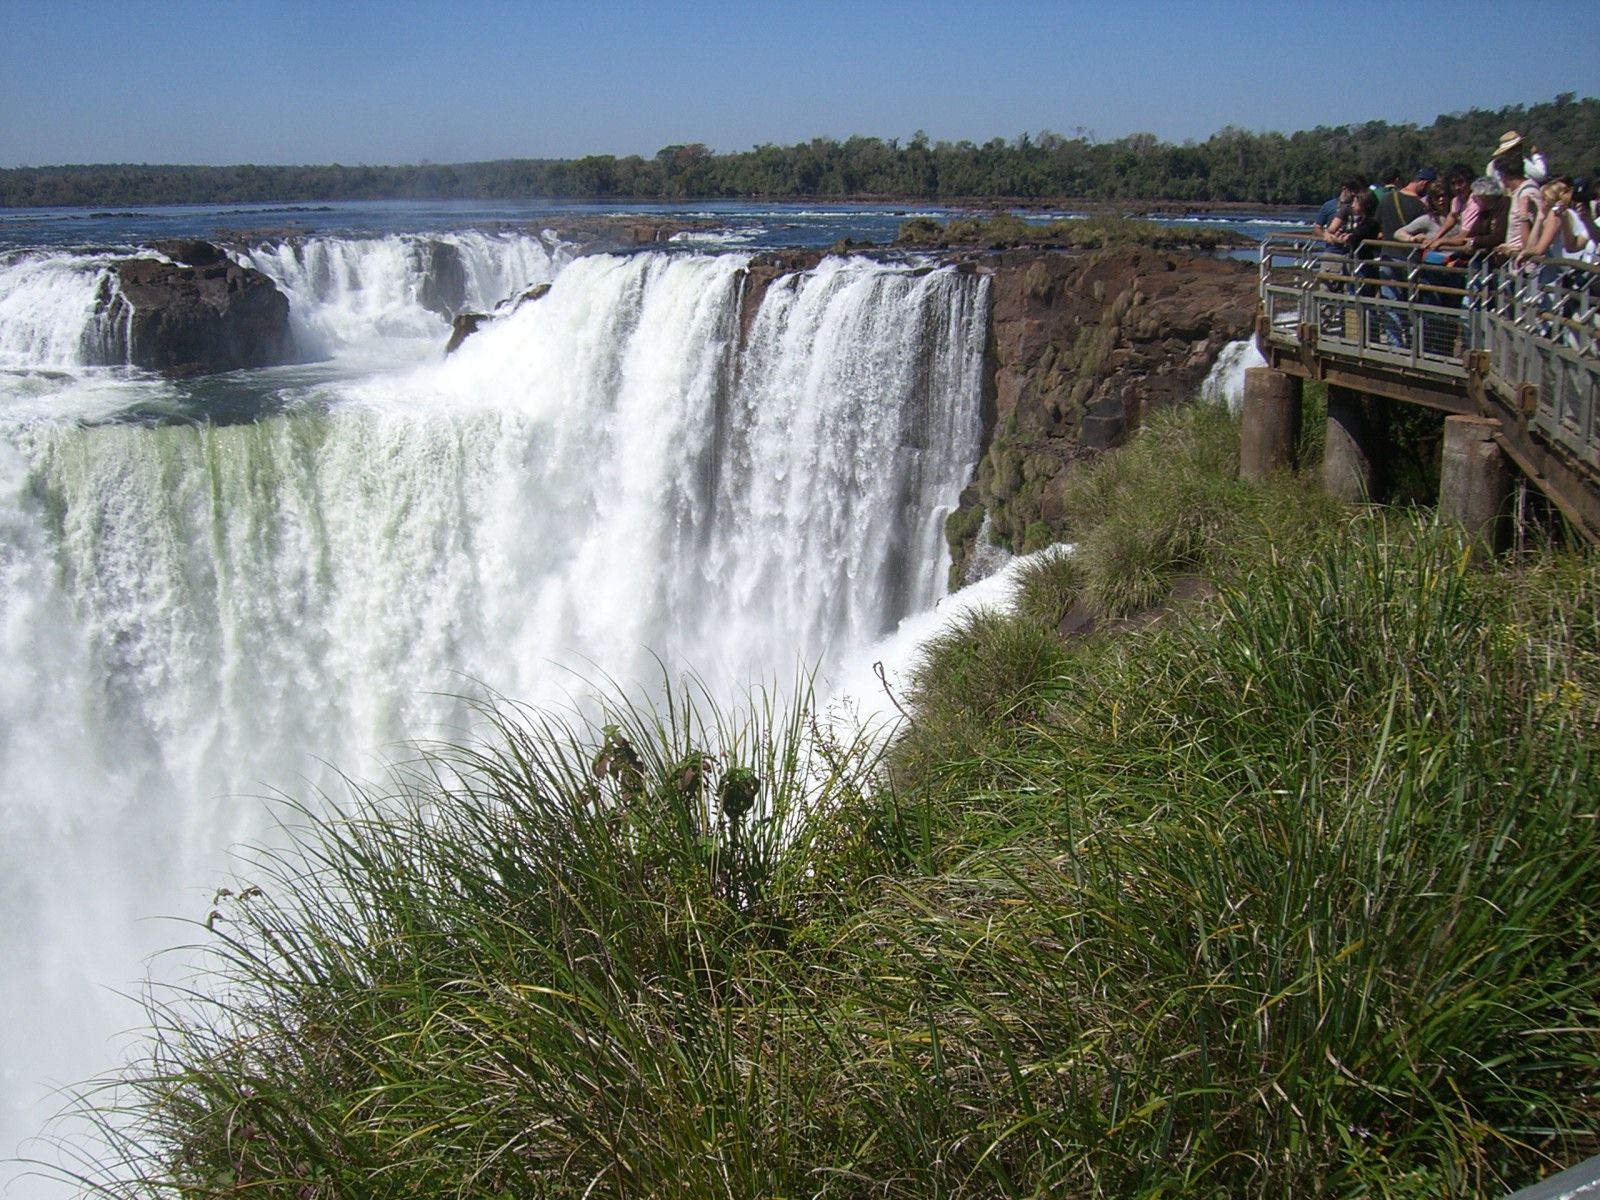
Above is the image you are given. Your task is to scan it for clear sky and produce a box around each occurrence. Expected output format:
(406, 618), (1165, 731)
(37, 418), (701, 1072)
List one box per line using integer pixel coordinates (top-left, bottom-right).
(0, 0), (1593, 167)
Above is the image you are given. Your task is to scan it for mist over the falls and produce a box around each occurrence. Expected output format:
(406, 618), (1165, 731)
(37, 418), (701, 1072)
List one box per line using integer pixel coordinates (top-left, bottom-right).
(0, 235), (988, 1188)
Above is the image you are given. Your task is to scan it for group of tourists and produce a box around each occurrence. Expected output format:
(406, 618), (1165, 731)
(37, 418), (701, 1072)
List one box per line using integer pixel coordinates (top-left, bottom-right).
(1303, 130), (1598, 355)
(1310, 129), (1600, 268)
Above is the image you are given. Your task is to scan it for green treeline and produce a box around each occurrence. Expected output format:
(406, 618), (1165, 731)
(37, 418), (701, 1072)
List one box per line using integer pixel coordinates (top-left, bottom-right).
(5, 93), (1596, 209)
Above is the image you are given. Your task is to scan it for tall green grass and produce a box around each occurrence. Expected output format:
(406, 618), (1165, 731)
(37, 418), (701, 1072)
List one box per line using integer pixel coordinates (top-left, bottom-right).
(888, 515), (1599, 1195)
(63, 407), (1599, 1198)
(66, 680), (901, 1199)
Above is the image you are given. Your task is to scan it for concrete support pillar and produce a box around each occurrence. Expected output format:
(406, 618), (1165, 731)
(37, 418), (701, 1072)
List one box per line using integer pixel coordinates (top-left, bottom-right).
(1439, 415), (1511, 555)
(1323, 385), (1383, 502)
(1239, 368), (1302, 482)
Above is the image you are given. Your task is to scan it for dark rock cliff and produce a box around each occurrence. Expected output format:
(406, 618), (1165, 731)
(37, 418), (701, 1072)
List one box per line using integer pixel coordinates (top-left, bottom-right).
(100, 240), (293, 376)
(736, 250), (824, 343)
(950, 247), (1255, 581)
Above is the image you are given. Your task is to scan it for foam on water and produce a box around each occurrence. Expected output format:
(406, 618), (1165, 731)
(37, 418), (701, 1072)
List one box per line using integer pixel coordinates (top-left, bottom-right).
(0, 252), (127, 370)
(1201, 337), (1267, 412)
(823, 545), (1065, 738)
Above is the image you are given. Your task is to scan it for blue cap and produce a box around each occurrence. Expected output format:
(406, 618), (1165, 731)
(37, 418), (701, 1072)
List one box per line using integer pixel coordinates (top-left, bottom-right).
(1414, 167), (1438, 183)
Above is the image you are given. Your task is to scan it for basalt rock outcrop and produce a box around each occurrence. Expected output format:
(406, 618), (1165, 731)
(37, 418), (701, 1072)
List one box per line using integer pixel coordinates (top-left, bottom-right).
(947, 247), (1255, 582)
(736, 250), (824, 342)
(100, 240), (292, 375)
(444, 282), (553, 355)
(414, 240), (467, 318)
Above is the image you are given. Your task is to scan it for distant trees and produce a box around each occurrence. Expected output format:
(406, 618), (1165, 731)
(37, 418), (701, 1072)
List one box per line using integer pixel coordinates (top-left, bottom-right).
(3, 95), (1595, 209)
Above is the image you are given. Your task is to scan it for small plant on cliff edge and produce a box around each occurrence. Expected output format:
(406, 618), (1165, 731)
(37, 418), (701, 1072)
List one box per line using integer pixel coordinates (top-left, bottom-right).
(1022, 259), (1054, 301)
(1013, 544), (1081, 628)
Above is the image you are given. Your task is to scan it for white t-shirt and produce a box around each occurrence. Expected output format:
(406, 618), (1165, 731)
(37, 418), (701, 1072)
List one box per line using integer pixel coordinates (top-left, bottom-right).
(1561, 209), (1597, 264)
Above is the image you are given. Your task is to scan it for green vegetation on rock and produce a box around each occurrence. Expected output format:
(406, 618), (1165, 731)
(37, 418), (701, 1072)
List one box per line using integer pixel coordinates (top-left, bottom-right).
(69, 407), (1600, 1198)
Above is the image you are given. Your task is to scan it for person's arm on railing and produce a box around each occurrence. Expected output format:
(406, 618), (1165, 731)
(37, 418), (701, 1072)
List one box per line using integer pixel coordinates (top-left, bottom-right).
(1517, 204), (1569, 265)
(1422, 214), (1461, 252)
(1574, 203), (1600, 250)
(1394, 215), (1440, 244)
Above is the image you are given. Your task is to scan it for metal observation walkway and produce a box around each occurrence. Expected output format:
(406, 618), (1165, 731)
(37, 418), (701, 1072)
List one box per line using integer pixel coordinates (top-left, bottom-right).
(1255, 237), (1600, 541)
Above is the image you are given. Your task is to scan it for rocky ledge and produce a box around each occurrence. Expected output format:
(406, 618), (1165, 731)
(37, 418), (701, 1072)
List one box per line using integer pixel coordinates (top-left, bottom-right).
(101, 239), (292, 375)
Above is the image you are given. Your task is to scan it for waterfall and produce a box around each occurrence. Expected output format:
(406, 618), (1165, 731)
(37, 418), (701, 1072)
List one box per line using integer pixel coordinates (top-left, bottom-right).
(0, 231), (567, 374)
(237, 230), (568, 359)
(0, 248), (987, 1186)
(1200, 336), (1266, 412)
(0, 251), (127, 369)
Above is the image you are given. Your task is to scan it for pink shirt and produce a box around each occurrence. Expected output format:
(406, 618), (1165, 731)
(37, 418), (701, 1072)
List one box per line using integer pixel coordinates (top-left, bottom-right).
(1505, 180), (1546, 252)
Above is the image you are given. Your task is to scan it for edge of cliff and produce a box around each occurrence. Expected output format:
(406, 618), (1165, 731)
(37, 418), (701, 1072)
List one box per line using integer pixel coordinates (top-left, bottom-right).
(950, 245), (1256, 582)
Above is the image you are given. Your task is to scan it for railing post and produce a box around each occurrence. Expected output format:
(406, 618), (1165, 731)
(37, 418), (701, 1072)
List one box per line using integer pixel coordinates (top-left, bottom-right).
(1440, 415), (1511, 555)
(1323, 385), (1384, 502)
(1239, 368), (1302, 482)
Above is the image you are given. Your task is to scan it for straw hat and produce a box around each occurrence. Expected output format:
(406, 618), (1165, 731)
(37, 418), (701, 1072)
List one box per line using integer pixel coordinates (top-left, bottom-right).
(1494, 130), (1525, 158)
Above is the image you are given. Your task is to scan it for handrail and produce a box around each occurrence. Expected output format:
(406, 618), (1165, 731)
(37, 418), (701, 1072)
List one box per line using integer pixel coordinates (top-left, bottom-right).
(1499, 1151), (1600, 1199)
(1257, 235), (1600, 477)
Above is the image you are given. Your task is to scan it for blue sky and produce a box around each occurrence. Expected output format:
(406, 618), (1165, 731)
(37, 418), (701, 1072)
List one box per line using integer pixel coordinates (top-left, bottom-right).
(0, 0), (1593, 167)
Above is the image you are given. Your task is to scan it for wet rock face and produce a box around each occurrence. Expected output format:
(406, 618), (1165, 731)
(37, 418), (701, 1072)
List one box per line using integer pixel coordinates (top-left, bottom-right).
(987, 248), (1256, 448)
(103, 241), (293, 375)
(443, 282), (555, 355)
(951, 247), (1256, 577)
(415, 241), (467, 318)
(445, 312), (488, 355)
(149, 239), (230, 268)
(737, 250), (824, 343)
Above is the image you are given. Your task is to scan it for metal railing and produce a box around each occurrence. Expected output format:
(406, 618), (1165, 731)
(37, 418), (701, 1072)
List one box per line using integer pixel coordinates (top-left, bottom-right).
(1501, 1151), (1600, 1199)
(1259, 236), (1600, 475)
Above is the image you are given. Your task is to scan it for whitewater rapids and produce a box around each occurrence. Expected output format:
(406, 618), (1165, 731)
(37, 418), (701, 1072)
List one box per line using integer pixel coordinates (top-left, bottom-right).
(0, 239), (987, 1191)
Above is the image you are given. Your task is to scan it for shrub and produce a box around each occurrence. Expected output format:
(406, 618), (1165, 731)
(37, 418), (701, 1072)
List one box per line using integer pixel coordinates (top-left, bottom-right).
(1012, 543), (1080, 628)
(896, 215), (944, 244)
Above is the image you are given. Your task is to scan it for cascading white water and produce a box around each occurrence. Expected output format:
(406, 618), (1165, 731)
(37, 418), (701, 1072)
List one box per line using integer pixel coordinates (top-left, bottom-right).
(0, 252), (126, 369)
(0, 245), (987, 1191)
(0, 231), (564, 378)
(238, 230), (567, 359)
(1200, 336), (1266, 412)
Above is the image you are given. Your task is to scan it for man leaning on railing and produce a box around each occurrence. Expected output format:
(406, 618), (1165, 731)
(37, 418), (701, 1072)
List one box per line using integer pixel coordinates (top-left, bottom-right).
(1496, 152), (1548, 256)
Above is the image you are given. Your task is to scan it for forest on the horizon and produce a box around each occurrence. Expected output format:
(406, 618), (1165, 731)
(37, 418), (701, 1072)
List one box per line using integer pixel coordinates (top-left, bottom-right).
(3, 94), (1595, 210)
